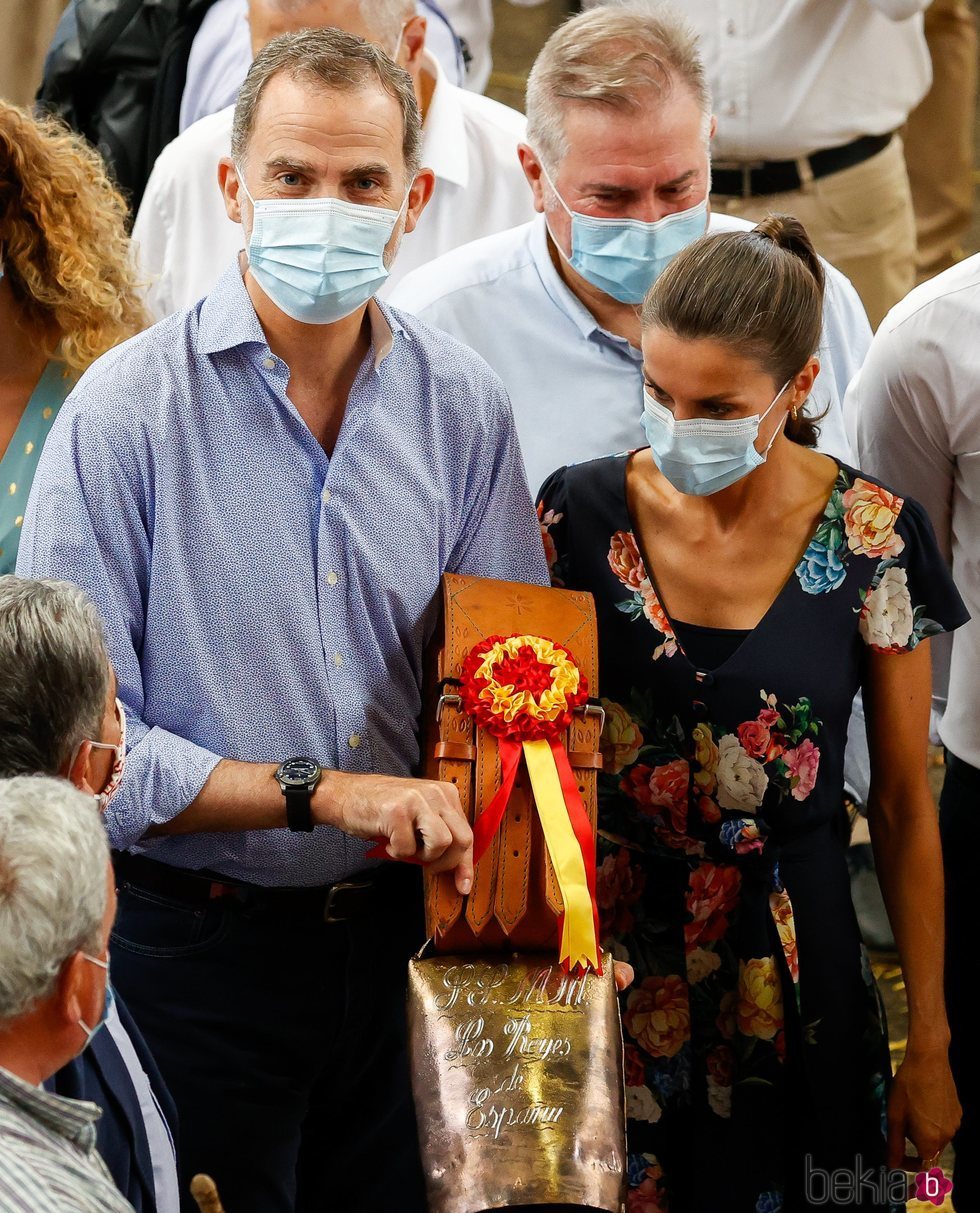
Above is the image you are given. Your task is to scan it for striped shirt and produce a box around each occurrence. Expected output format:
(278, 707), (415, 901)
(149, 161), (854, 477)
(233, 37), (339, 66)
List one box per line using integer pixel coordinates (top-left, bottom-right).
(0, 1065), (136, 1213)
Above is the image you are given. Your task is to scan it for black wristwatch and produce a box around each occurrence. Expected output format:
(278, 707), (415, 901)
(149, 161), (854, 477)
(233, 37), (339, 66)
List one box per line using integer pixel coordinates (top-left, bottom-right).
(274, 757), (322, 832)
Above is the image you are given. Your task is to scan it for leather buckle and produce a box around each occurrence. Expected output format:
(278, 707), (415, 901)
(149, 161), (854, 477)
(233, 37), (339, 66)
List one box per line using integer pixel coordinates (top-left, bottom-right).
(323, 879), (374, 924)
(435, 677), (463, 723)
(576, 699), (606, 735)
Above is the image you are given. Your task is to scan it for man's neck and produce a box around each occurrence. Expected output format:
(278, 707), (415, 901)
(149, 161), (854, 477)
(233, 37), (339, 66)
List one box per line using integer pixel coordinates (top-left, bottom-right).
(0, 1020), (63, 1088)
(545, 229), (643, 350)
(242, 264), (372, 454)
(417, 60), (436, 123)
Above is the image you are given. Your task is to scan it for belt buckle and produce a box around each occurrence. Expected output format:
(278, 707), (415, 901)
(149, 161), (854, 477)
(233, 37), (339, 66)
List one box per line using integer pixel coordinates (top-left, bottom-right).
(324, 879), (373, 924)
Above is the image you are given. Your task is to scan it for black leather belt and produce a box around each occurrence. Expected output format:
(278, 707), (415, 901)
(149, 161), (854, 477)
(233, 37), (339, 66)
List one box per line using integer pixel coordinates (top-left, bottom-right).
(113, 851), (398, 923)
(712, 132), (893, 199)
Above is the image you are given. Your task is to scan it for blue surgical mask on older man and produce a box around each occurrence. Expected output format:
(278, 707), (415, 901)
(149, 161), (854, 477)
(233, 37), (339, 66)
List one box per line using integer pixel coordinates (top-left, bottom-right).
(540, 161), (709, 304)
(238, 174), (409, 324)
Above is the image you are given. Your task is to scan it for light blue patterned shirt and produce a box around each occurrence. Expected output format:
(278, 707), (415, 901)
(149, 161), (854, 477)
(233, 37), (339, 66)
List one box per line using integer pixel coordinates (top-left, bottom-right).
(17, 264), (547, 886)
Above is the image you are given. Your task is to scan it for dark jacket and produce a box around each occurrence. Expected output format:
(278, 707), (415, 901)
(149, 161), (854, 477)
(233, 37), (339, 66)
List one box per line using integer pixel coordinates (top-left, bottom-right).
(36, 0), (219, 216)
(46, 995), (178, 1213)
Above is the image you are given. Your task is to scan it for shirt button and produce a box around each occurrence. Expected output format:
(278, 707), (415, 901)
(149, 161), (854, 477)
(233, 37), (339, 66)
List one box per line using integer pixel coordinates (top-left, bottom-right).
(321, 488), (331, 504)
(726, 18), (736, 34)
(726, 101), (739, 117)
(262, 356), (275, 370)
(326, 571), (339, 586)
(334, 652), (343, 667)
(348, 733), (361, 749)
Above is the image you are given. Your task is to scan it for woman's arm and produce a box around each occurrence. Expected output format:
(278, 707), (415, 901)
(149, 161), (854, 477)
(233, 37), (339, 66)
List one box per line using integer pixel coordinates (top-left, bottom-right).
(863, 639), (961, 1168)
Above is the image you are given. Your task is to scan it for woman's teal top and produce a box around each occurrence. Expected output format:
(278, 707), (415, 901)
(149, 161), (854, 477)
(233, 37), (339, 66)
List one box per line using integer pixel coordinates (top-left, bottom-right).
(0, 361), (71, 575)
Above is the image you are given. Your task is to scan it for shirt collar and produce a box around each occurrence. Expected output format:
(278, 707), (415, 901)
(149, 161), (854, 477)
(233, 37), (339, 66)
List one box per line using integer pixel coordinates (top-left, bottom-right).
(528, 215), (642, 358)
(197, 260), (404, 370)
(0, 1065), (101, 1151)
(419, 50), (468, 189)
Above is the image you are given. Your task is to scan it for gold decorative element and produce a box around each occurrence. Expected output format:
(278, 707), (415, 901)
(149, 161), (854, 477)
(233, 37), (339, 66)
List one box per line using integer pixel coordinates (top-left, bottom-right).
(7, 483), (15, 496)
(409, 953), (626, 1213)
(42, 407), (53, 420)
(14, 517), (23, 528)
(24, 441), (34, 455)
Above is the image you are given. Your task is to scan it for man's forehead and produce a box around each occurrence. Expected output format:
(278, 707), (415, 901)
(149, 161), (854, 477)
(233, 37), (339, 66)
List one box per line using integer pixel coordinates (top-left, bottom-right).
(252, 74), (403, 163)
(558, 91), (705, 175)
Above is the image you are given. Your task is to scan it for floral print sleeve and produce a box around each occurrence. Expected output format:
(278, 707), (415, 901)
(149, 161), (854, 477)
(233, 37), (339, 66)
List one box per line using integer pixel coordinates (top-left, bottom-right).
(853, 488), (968, 653)
(537, 466), (570, 588)
(793, 468), (968, 652)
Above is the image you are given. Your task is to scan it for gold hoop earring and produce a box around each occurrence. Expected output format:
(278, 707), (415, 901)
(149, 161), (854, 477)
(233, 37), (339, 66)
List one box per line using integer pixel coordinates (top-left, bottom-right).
(791, 404), (799, 420)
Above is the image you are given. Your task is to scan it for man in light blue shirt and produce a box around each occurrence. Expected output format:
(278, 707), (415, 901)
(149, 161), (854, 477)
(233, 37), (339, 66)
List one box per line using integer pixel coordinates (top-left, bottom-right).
(19, 27), (545, 1213)
(389, 5), (871, 496)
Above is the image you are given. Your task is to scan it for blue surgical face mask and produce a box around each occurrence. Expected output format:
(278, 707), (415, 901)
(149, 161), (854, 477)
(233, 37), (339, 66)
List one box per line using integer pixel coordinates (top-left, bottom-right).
(77, 952), (112, 1049)
(642, 380), (792, 496)
(541, 161), (709, 304)
(238, 173), (409, 324)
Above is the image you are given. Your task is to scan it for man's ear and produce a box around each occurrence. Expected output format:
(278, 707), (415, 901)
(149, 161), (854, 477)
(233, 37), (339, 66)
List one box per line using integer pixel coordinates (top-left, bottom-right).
(65, 740), (98, 798)
(219, 157), (245, 225)
(518, 144), (546, 214)
(401, 13), (427, 71)
(55, 952), (89, 1033)
(403, 167), (436, 235)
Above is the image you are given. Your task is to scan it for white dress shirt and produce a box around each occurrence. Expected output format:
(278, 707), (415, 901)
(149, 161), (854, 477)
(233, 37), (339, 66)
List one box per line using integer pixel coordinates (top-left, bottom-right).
(846, 254), (980, 769)
(134, 52), (533, 320)
(389, 213), (866, 494)
(179, 0), (250, 133)
(682, 0), (932, 160)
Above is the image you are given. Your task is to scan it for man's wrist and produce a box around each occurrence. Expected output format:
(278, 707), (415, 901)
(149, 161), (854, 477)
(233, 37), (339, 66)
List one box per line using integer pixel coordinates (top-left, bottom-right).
(311, 767), (344, 829)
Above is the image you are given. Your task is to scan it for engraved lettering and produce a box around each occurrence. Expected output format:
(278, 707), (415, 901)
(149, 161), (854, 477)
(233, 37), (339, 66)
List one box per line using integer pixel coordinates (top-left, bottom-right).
(445, 1017), (495, 1061)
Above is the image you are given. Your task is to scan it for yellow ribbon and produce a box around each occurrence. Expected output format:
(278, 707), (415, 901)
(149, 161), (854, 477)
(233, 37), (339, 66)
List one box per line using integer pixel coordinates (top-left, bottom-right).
(522, 738), (601, 972)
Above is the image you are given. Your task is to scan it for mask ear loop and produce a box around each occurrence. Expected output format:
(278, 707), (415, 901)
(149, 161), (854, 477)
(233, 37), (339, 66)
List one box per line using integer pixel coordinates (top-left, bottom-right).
(760, 380), (793, 454)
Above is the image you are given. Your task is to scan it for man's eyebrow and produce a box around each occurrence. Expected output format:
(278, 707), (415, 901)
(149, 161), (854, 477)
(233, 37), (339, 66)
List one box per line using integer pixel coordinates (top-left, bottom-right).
(660, 168), (697, 190)
(263, 155), (318, 175)
(342, 162), (393, 179)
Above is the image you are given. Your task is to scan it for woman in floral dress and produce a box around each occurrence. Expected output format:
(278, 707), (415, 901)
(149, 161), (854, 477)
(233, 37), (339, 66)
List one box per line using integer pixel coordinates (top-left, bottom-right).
(538, 216), (965, 1212)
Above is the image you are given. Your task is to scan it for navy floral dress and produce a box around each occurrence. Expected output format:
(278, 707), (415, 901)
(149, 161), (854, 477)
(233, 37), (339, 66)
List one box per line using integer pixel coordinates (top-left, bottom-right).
(537, 456), (967, 1213)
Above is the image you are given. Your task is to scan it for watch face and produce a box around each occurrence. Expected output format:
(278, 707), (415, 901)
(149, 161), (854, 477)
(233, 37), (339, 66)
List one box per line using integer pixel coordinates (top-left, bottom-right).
(278, 757), (320, 787)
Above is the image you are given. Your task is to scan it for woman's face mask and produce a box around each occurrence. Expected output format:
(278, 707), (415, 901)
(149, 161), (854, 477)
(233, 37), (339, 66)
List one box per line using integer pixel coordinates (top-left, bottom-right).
(642, 379), (793, 497)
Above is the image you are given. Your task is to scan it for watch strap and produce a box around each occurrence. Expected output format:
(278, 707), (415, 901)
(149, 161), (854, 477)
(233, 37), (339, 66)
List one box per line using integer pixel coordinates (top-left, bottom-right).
(284, 783), (315, 832)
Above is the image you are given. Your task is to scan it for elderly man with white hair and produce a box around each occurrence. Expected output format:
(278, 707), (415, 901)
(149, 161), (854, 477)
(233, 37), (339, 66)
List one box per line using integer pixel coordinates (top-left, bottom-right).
(134, 0), (532, 319)
(0, 775), (133, 1213)
(390, 4), (872, 496)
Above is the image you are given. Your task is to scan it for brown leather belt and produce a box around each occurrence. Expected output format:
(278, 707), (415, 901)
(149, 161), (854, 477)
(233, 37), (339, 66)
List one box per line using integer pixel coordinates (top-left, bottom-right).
(712, 132), (892, 198)
(112, 851), (409, 923)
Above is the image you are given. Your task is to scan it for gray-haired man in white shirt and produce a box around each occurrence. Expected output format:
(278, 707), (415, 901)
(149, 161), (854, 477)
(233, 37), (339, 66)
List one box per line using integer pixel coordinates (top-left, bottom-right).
(846, 253), (980, 1205)
(134, 0), (533, 319)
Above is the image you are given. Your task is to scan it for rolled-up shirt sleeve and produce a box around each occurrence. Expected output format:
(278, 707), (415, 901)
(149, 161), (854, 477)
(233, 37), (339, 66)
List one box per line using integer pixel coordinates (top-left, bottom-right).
(16, 388), (221, 849)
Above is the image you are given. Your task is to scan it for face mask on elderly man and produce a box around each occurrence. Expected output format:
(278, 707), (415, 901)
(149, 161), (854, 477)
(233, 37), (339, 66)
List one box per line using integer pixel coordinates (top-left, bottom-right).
(237, 172), (411, 324)
(540, 160), (708, 305)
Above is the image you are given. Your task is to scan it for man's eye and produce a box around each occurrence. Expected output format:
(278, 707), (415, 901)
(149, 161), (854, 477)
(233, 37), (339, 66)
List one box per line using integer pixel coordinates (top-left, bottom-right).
(704, 406), (732, 418)
(355, 178), (379, 191)
(278, 174), (301, 187)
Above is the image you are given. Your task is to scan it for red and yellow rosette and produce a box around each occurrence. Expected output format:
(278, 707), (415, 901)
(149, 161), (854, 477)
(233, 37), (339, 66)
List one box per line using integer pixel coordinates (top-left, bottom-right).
(461, 634), (601, 975)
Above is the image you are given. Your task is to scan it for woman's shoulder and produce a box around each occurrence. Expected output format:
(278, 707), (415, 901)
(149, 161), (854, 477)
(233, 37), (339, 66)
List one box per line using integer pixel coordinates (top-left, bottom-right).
(537, 452), (632, 515)
(832, 460), (935, 542)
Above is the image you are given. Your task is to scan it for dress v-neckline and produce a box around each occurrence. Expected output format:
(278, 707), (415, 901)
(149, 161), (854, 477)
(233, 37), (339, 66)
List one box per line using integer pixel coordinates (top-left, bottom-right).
(620, 451), (845, 677)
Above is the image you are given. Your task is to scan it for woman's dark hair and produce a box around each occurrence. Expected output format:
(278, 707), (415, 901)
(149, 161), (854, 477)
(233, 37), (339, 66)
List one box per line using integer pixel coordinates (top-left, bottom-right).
(641, 213), (826, 447)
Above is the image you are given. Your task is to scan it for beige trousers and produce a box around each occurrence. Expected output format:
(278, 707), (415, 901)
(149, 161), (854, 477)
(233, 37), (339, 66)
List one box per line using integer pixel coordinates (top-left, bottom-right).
(711, 135), (916, 330)
(904, 0), (978, 282)
(0, 0), (68, 108)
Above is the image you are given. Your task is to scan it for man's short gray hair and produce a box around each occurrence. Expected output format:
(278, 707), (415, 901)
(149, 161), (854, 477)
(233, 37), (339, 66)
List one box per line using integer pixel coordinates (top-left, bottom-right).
(0, 577), (110, 779)
(231, 26), (423, 177)
(526, 2), (712, 174)
(0, 776), (109, 1023)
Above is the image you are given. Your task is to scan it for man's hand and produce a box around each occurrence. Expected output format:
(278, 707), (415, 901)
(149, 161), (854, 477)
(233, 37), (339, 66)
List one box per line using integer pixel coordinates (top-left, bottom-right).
(613, 961), (634, 992)
(316, 770), (474, 894)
